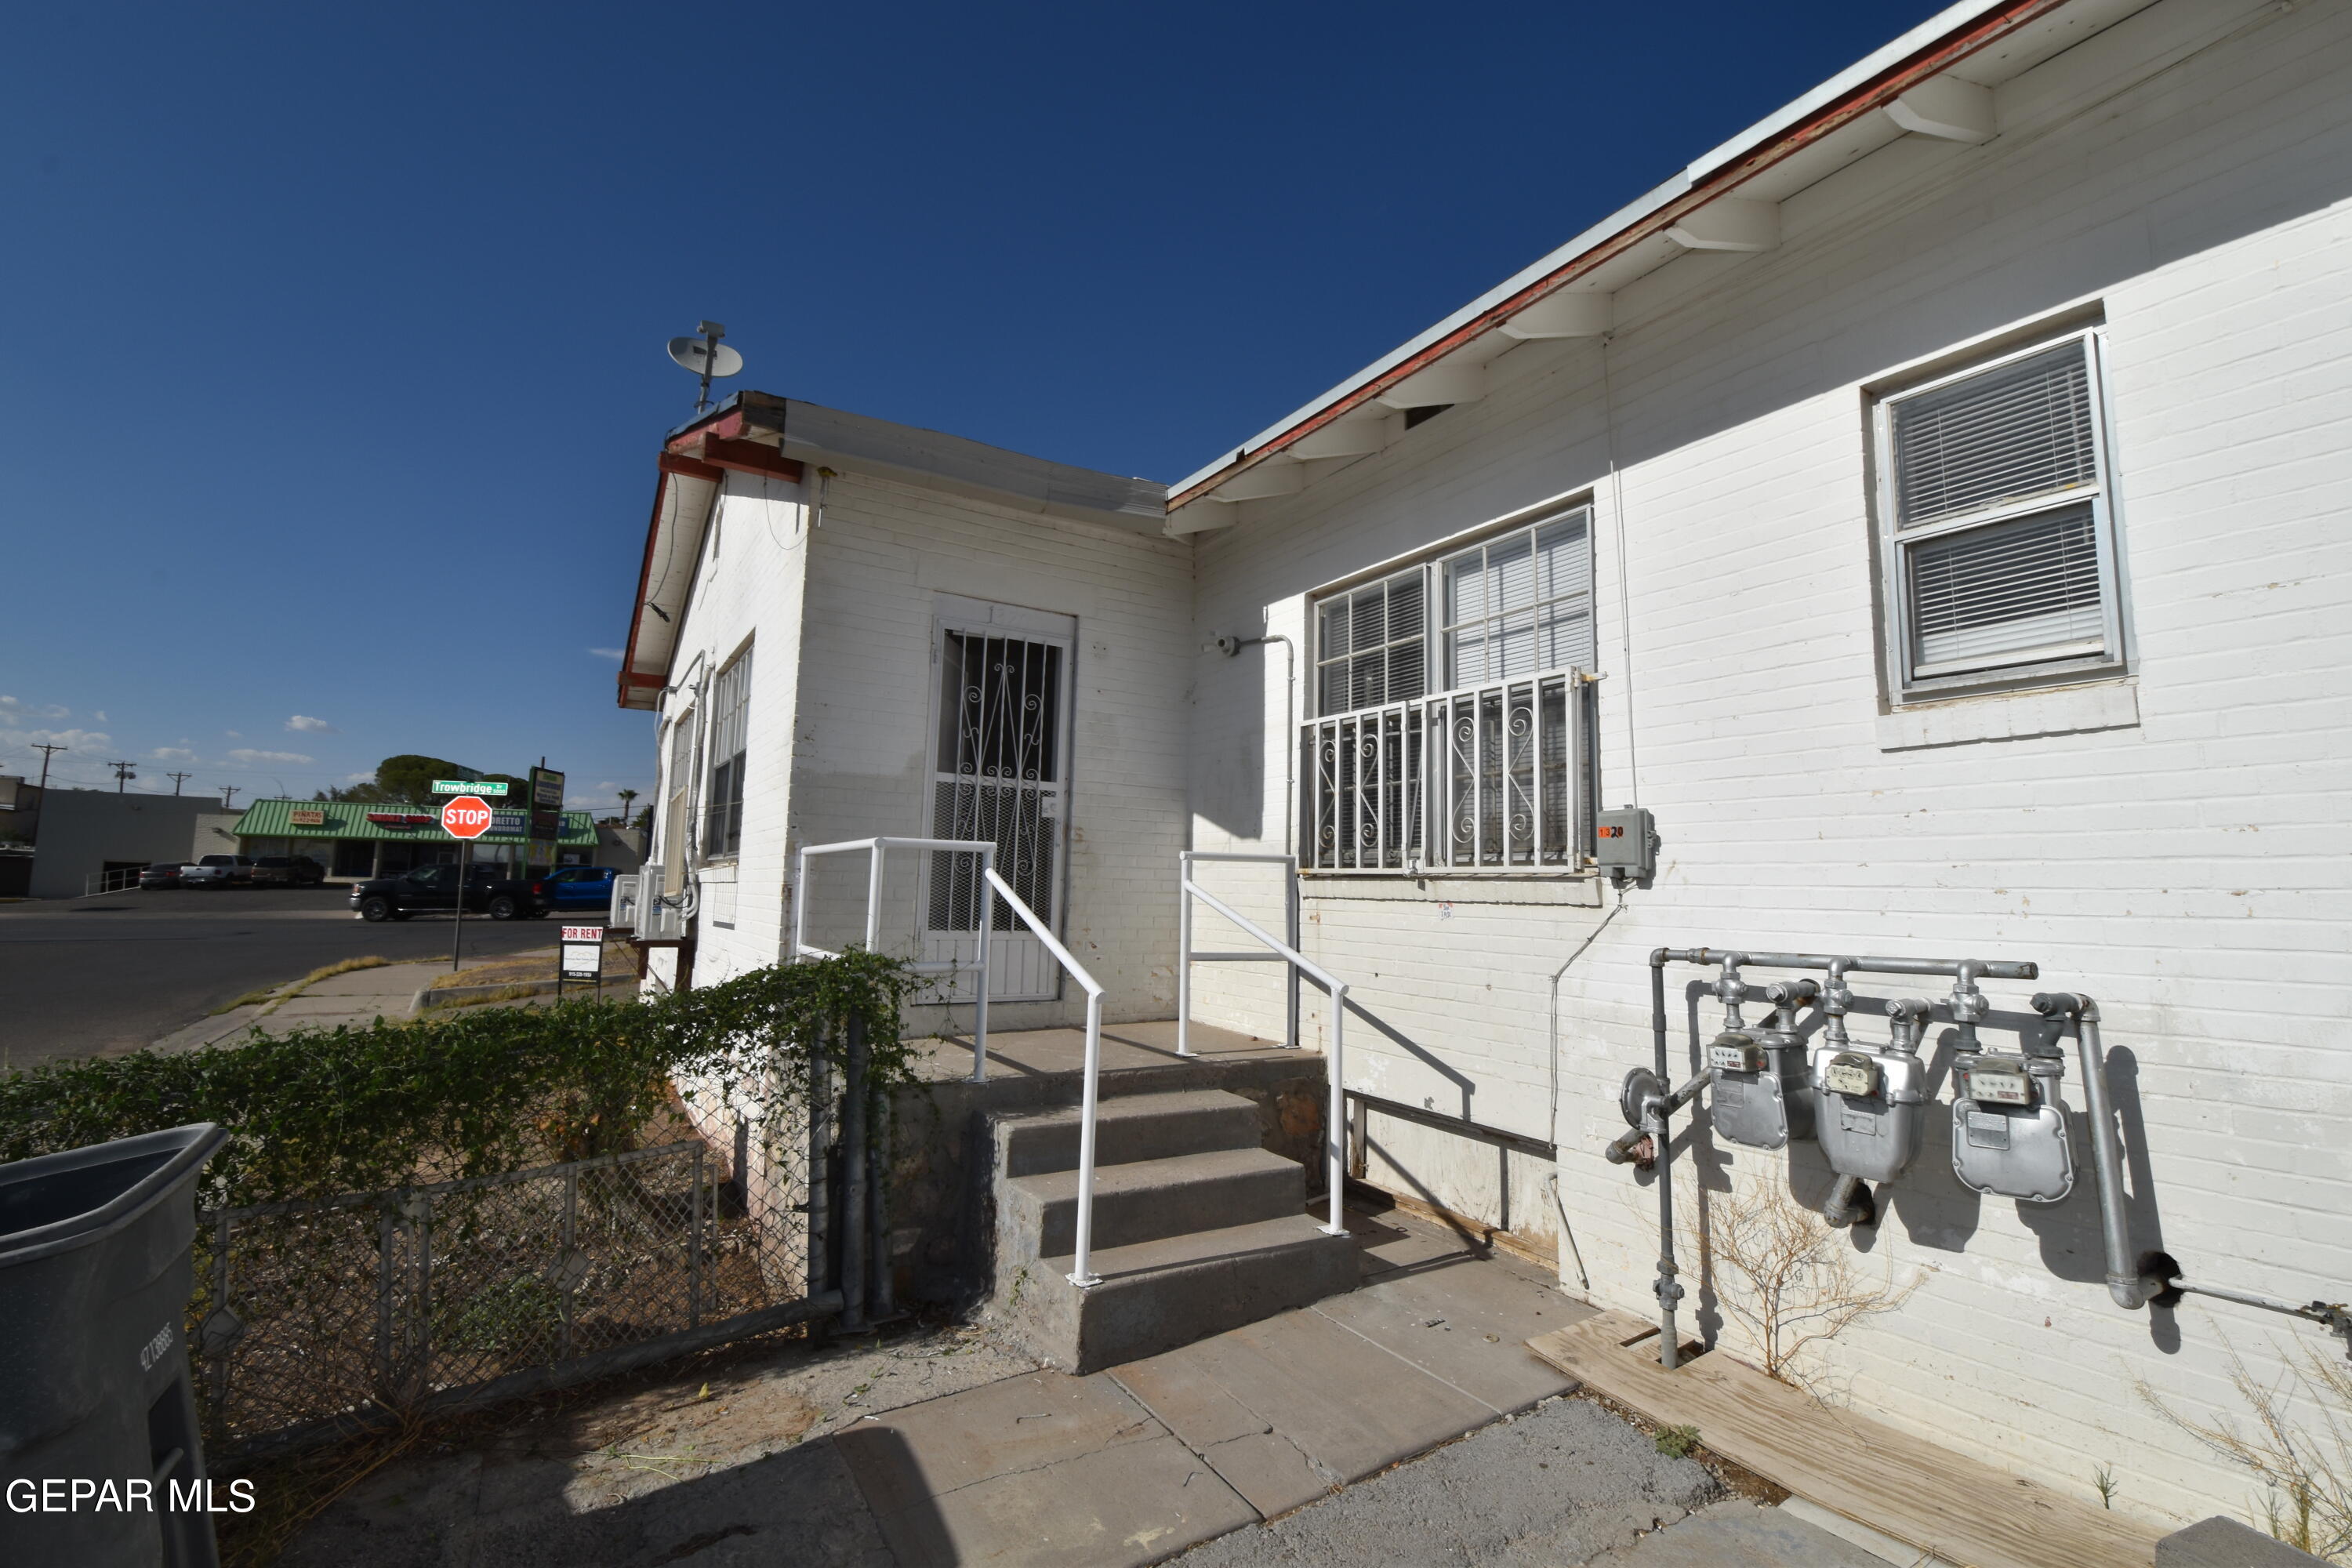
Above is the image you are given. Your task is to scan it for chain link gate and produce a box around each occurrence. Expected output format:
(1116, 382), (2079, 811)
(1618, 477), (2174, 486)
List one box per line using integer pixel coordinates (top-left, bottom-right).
(187, 1047), (869, 1458)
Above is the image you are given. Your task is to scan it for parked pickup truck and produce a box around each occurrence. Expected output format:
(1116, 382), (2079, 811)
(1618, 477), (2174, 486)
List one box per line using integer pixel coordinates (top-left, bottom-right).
(349, 864), (550, 923)
(180, 855), (254, 887)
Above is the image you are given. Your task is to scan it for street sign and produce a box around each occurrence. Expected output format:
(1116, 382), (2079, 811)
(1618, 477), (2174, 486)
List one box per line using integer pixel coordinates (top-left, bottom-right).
(560, 926), (605, 942)
(440, 796), (495, 840)
(529, 765), (565, 840)
(432, 779), (511, 797)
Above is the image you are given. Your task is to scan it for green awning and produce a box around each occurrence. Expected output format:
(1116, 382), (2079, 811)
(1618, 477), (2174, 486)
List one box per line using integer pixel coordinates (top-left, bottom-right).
(230, 798), (601, 848)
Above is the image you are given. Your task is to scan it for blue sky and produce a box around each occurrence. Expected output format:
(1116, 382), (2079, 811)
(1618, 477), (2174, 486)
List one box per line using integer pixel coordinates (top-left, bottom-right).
(1, 2), (1945, 808)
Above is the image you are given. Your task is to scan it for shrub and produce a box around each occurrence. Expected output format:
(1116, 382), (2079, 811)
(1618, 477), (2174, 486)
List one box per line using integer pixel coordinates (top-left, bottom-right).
(0, 953), (917, 1209)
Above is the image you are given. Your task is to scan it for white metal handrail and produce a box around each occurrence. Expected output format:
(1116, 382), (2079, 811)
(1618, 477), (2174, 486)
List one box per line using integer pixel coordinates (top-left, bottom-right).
(976, 866), (1110, 1287)
(1175, 851), (1301, 1056)
(793, 836), (996, 1083)
(1178, 874), (1351, 1241)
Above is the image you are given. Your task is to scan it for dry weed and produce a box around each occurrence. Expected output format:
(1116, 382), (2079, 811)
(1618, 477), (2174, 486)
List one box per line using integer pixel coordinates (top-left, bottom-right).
(2140, 1336), (2352, 1562)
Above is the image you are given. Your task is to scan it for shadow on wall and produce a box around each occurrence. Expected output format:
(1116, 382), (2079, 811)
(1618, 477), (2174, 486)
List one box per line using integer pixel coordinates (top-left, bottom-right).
(1653, 981), (2183, 1359)
(1189, 642), (1265, 842)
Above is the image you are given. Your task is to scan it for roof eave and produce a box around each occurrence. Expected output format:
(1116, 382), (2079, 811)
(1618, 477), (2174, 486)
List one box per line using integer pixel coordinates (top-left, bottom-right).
(1166, 0), (2075, 510)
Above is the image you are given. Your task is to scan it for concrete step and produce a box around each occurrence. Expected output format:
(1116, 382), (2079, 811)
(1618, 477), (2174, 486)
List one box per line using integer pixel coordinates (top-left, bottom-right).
(1003, 1214), (1359, 1374)
(993, 1088), (1262, 1178)
(1002, 1145), (1306, 1263)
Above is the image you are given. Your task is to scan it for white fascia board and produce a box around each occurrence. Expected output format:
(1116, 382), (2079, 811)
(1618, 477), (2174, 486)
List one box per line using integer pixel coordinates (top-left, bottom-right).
(1682, 0), (2013, 180)
(750, 398), (1168, 534)
(1169, 173), (1691, 495)
(1171, 0), (2024, 499)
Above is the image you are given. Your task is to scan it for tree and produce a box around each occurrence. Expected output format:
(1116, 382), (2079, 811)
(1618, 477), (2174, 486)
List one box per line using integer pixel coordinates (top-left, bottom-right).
(372, 755), (474, 804)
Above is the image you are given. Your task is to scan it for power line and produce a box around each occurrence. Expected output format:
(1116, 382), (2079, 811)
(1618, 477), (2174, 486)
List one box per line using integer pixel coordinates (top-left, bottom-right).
(165, 771), (194, 795)
(106, 760), (137, 793)
(220, 786), (241, 808)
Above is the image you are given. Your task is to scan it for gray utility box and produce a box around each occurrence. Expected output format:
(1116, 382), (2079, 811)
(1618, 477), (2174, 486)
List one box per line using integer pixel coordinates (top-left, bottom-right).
(1812, 1044), (1929, 1184)
(1708, 1028), (1813, 1151)
(1594, 807), (1657, 881)
(1951, 1054), (2076, 1203)
(0, 1123), (227, 1568)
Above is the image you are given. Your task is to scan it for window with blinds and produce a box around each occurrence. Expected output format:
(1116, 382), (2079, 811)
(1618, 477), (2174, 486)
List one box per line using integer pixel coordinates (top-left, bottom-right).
(1441, 511), (1595, 685)
(1878, 332), (2122, 692)
(1316, 568), (1425, 716)
(702, 647), (753, 855)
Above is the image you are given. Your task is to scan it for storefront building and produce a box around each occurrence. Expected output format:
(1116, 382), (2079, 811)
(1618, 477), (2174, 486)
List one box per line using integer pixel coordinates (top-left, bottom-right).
(229, 798), (603, 880)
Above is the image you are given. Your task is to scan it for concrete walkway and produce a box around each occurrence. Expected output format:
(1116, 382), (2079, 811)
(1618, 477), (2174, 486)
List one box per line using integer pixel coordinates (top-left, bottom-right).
(291, 1203), (1867, 1568)
(151, 947), (637, 1052)
(153, 957), (451, 1051)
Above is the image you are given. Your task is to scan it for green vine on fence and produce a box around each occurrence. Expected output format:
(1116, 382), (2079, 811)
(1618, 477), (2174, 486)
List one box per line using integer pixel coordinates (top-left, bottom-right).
(0, 953), (921, 1209)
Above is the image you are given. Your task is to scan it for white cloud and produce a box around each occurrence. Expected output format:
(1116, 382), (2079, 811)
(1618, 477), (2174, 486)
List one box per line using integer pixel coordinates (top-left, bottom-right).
(343, 771), (375, 785)
(2, 725), (111, 752)
(92, 710), (107, 723)
(151, 747), (198, 761)
(0, 695), (71, 720)
(225, 730), (243, 739)
(587, 648), (624, 660)
(285, 715), (336, 733)
(226, 749), (314, 766)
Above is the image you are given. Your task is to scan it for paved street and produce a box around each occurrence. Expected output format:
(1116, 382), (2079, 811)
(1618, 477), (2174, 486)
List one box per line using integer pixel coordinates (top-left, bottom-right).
(0, 887), (559, 1068)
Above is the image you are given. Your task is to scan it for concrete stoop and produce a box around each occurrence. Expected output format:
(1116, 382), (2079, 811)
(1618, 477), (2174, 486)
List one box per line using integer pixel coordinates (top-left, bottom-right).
(989, 1088), (1357, 1374)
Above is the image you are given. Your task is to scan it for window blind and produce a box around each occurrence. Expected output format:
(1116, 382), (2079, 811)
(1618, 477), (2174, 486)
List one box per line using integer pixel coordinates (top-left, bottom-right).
(1443, 511), (1593, 684)
(1893, 342), (2097, 528)
(1908, 503), (2103, 670)
(1316, 570), (1425, 714)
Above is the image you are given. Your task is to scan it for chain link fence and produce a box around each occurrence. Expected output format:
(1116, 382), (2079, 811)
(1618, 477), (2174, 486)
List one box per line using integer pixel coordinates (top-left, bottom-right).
(189, 1098), (836, 1458)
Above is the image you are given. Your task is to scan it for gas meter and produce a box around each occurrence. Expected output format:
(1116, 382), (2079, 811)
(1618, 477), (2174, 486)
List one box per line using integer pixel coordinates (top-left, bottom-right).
(1813, 998), (1932, 1185)
(1710, 978), (1817, 1152)
(1951, 1051), (2075, 1203)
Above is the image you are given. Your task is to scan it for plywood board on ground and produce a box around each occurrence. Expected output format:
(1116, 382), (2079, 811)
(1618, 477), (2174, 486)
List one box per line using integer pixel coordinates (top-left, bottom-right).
(1528, 1310), (2164, 1568)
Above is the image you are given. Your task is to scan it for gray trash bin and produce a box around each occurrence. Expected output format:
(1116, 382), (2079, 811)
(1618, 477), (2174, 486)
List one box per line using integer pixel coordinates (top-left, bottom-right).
(0, 1123), (229, 1567)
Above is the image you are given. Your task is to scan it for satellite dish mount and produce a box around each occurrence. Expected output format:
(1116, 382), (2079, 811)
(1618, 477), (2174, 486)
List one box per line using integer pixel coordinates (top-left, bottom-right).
(667, 321), (744, 415)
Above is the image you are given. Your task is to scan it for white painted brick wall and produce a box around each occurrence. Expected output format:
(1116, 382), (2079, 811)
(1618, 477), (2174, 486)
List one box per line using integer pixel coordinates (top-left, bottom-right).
(679, 467), (1195, 1025)
(1183, 0), (2352, 1527)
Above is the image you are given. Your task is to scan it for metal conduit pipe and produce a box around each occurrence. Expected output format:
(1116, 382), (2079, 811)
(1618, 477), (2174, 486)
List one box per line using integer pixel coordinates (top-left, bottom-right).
(2032, 993), (2168, 1310)
(1655, 947), (2038, 981)
(1646, 952), (1683, 1367)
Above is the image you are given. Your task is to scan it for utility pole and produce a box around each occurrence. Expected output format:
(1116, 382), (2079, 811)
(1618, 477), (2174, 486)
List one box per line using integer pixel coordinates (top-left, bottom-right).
(165, 771), (193, 796)
(220, 786), (241, 809)
(29, 742), (65, 793)
(107, 760), (136, 793)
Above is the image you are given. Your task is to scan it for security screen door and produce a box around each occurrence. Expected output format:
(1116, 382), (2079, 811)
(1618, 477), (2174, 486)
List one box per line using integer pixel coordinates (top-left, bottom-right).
(921, 597), (1076, 1002)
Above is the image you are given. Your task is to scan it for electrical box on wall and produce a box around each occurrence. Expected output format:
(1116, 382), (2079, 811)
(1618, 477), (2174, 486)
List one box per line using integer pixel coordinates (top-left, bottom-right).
(1595, 807), (1657, 881)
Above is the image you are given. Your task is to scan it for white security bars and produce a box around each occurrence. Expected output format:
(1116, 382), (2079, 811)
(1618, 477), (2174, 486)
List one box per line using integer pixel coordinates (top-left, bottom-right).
(1301, 670), (1592, 873)
(793, 837), (995, 1082)
(1176, 859), (1351, 1242)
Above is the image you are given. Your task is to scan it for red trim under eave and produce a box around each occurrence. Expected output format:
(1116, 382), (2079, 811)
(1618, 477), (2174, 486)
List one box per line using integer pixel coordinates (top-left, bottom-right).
(701, 437), (804, 482)
(1164, 0), (2074, 512)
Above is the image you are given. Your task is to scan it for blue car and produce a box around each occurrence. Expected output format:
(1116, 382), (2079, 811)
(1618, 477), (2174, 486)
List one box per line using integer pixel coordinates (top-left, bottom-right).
(534, 866), (621, 916)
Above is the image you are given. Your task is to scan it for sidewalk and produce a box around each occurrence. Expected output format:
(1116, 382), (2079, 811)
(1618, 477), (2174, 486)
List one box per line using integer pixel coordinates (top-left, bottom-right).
(154, 958), (450, 1051)
(152, 948), (637, 1052)
(280, 1203), (1893, 1567)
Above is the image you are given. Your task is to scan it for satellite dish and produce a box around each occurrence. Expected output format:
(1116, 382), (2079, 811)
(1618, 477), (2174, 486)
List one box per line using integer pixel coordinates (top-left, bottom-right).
(668, 320), (744, 415)
(666, 337), (744, 379)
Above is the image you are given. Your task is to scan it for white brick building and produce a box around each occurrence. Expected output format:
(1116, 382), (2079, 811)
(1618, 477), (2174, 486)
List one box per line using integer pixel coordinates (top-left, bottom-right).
(616, 0), (2352, 1528)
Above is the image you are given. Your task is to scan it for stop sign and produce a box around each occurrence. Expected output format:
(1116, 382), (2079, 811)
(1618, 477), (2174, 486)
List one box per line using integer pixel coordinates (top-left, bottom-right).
(440, 795), (494, 840)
